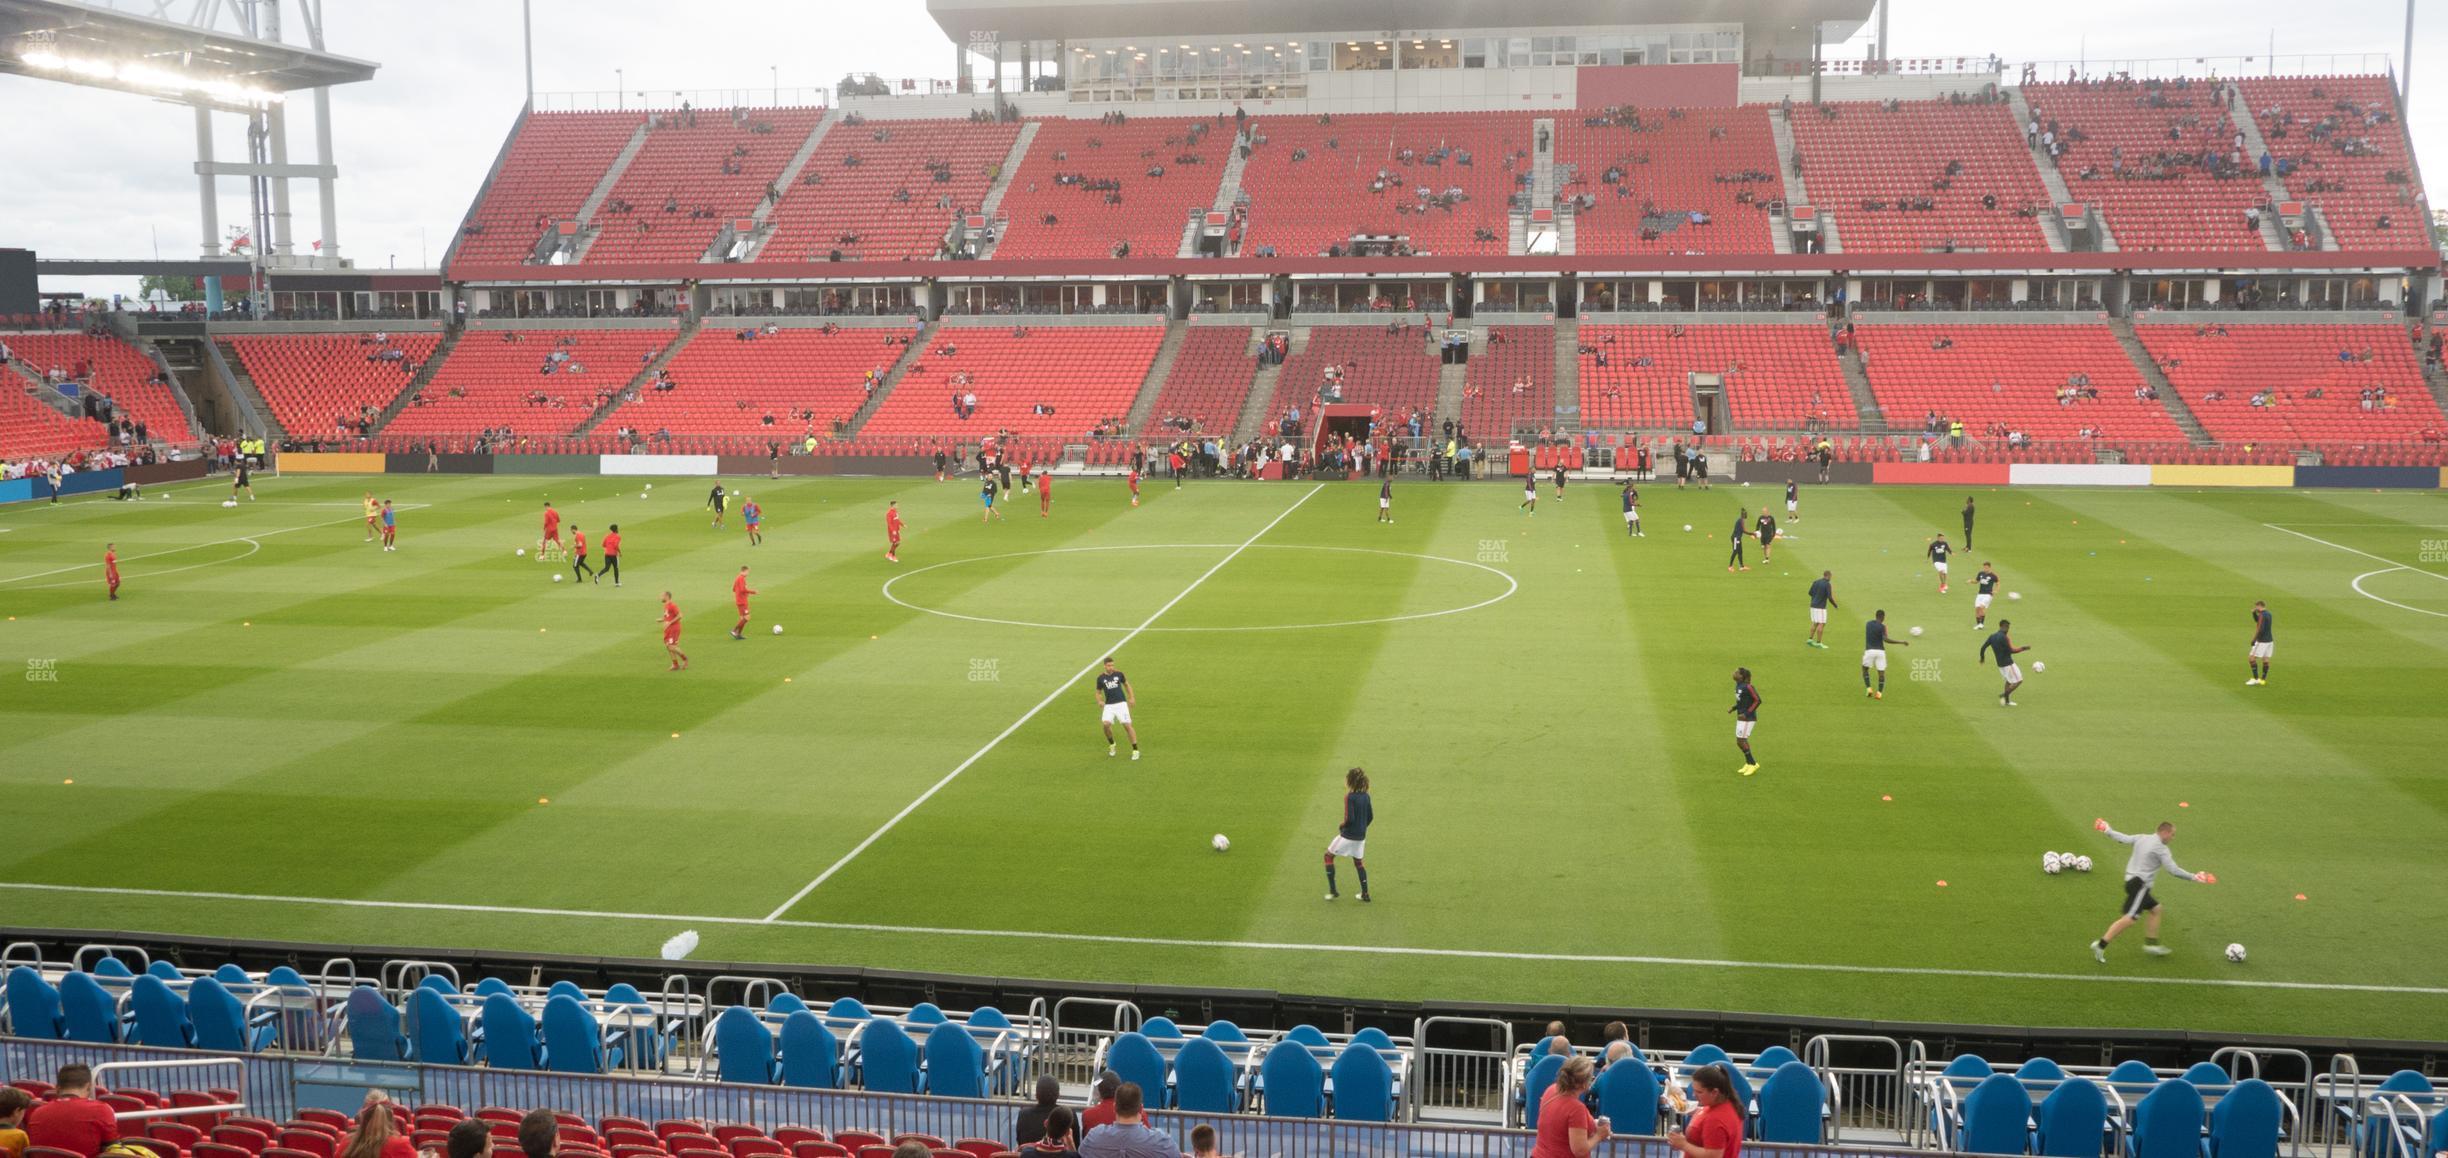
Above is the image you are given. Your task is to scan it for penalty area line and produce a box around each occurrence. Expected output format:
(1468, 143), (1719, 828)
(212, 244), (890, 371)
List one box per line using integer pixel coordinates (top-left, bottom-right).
(0, 880), (2438, 998)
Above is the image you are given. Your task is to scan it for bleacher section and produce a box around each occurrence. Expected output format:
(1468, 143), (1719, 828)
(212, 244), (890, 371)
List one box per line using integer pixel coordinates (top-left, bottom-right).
(0, 379), (105, 459)
(382, 329), (677, 442)
(1785, 101), (2054, 252)
(2, 332), (194, 443)
(582, 108), (829, 264)
(989, 118), (1228, 260)
(227, 334), (445, 441)
(1233, 114), (1528, 257)
(2134, 323), (2445, 447)
(2238, 76), (2426, 251)
(1558, 108), (1782, 255)
(2023, 80), (2269, 251)
(1139, 327), (1259, 437)
(757, 119), (1021, 263)
(1264, 326), (1443, 424)
(1459, 325), (1555, 438)
(454, 112), (644, 266)
(1578, 325), (1854, 431)
(861, 326), (1163, 445)
(598, 326), (914, 441)
(1855, 325), (2181, 442)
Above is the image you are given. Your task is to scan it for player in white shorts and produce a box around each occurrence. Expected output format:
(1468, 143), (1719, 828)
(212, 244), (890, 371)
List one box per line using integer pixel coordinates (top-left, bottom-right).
(1092, 656), (1139, 759)
(1620, 482), (1642, 537)
(1784, 479), (1800, 522)
(1980, 620), (2030, 706)
(1324, 767), (1373, 902)
(2246, 600), (2275, 685)
(1927, 532), (1954, 594)
(1972, 562), (1999, 629)
(1861, 608), (1908, 699)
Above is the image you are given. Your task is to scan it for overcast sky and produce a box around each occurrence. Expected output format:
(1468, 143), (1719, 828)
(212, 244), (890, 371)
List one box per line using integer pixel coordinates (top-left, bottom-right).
(2, 0), (2439, 298)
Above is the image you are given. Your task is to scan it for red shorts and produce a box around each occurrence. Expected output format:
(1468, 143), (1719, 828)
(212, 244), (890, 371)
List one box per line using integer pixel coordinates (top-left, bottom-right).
(663, 628), (682, 644)
(544, 532), (561, 542)
(734, 602), (751, 616)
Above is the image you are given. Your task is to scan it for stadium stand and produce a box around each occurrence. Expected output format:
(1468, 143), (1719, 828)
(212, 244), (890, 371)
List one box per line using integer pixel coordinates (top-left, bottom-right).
(756, 119), (1022, 263)
(1139, 327), (1261, 438)
(581, 107), (830, 264)
(1459, 325), (1555, 439)
(988, 117), (1230, 260)
(2133, 323), (2446, 448)
(2021, 79), (2271, 251)
(1, 332), (194, 443)
(226, 333), (446, 441)
(1558, 107), (1783, 255)
(2236, 76), (2425, 252)
(0, 376), (106, 460)
(593, 325), (915, 442)
(453, 112), (645, 266)
(1263, 325), (1443, 425)
(1578, 325), (1855, 432)
(1854, 325), (2182, 442)
(860, 325), (1164, 445)
(1232, 113), (1529, 257)
(382, 328), (677, 441)
(1784, 101), (2055, 252)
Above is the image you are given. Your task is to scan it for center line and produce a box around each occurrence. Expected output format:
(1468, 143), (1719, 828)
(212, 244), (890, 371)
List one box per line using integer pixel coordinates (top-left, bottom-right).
(760, 484), (1326, 923)
(2263, 522), (2448, 583)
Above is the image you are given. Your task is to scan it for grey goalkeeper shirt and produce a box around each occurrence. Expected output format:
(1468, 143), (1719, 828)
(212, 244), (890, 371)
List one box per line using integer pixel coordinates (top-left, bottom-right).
(2105, 827), (2196, 887)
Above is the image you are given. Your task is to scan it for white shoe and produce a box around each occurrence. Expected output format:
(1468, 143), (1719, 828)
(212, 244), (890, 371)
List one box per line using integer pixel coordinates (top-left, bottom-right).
(2245, 678), (2262, 686)
(1107, 746), (1116, 757)
(2144, 945), (2173, 956)
(1131, 750), (1140, 761)
(1324, 893), (1338, 901)
(2091, 941), (2107, 963)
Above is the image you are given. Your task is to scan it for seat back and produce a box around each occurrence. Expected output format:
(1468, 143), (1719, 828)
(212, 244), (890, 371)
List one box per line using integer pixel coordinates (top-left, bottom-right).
(1595, 1058), (1661, 1137)
(545, 981), (586, 1002)
(2107, 1061), (2160, 1093)
(417, 976), (460, 996)
(1960, 1072), (2034, 1156)
(1329, 1043), (1394, 1122)
(2209, 1079), (2282, 1158)
(711, 1006), (776, 1085)
(2132, 1080), (2209, 1158)
(1352, 1027), (1395, 1050)
(1138, 1016), (1183, 1040)
(130, 976), (195, 1048)
(541, 995), (607, 1074)
(344, 986), (407, 1061)
(1685, 1043), (1732, 1070)
(1200, 1018), (1248, 1043)
(480, 993), (542, 1069)
(6, 967), (64, 1039)
(1107, 1033), (1169, 1107)
(2035, 1077), (2108, 1158)
(1523, 1054), (1567, 1130)
(1755, 1046), (1801, 1071)
(767, 993), (809, 1016)
(2183, 1063), (2233, 1089)
(966, 1006), (1012, 1030)
(2020, 1058), (2069, 1083)
(1258, 1043), (1324, 1119)
(1172, 1037), (1238, 1114)
(905, 1003), (947, 1025)
(59, 972), (122, 1043)
(777, 1011), (838, 1089)
(189, 977), (262, 1053)
(857, 1018), (921, 1094)
(921, 1022), (985, 1099)
(407, 988), (466, 1064)
(1757, 1062), (1827, 1144)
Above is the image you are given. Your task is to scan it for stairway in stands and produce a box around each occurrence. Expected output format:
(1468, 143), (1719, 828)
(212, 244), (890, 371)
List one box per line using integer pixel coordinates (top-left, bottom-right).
(1121, 321), (1191, 435)
(565, 122), (655, 262)
(206, 338), (282, 438)
(1551, 319), (1581, 432)
(2107, 317), (2214, 445)
(569, 318), (703, 439)
(840, 320), (939, 439)
(1435, 339), (1470, 422)
(365, 328), (465, 436)
(968, 121), (1041, 260)
(1837, 344), (1887, 432)
(1231, 328), (1297, 443)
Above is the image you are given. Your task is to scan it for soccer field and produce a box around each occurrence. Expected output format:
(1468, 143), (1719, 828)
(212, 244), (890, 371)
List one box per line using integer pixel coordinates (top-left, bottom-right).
(3, 470), (2444, 1042)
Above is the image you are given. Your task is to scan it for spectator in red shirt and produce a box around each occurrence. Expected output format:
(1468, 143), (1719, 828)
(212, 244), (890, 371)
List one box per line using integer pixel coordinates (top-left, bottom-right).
(338, 1093), (414, 1158)
(1079, 1070), (1121, 1138)
(1670, 1065), (1745, 1158)
(1532, 1055), (1610, 1158)
(23, 1065), (117, 1158)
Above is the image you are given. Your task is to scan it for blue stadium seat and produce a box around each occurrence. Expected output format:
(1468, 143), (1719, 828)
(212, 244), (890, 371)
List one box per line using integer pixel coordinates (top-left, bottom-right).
(406, 987), (468, 1064)
(144, 962), (184, 982)
(711, 1005), (777, 1085)
(2020, 1058), (2069, 1083)
(1523, 1054), (1566, 1131)
(265, 966), (307, 985)
(2183, 1063), (2234, 1090)
(2034, 1076), (2108, 1158)
(1259, 1041), (1324, 1118)
(2132, 1079), (2208, 1158)
(344, 984), (409, 1060)
(1329, 1042), (1394, 1122)
(1173, 1036), (1240, 1113)
(90, 957), (134, 983)
(1139, 1016), (1184, 1040)
(2358, 1070), (2435, 1158)
(858, 1017), (922, 1093)
(825, 996), (868, 1019)
(1352, 1026), (1395, 1050)
(128, 976), (194, 1048)
(767, 992), (809, 1016)
(1595, 1055), (1661, 1137)
(5, 967), (64, 1039)
(1757, 1061), (1827, 1144)
(545, 981), (586, 1003)
(2209, 1079), (2283, 1158)
(1685, 1043), (1732, 1070)
(1108, 1032), (1169, 1107)
(188, 977), (276, 1053)
(2426, 1107), (2448, 1158)
(472, 978), (514, 998)
(968, 1005), (1022, 1094)
(1958, 1072), (2034, 1156)
(417, 975), (460, 995)
(1201, 1018), (1249, 1044)
(924, 1020), (987, 1099)
(1284, 1024), (1330, 1048)
(1755, 1045), (1801, 1073)
(480, 991), (543, 1069)
(602, 983), (665, 1068)
(212, 964), (254, 988)
(1933, 1054), (1999, 1139)
(906, 1002), (948, 1025)
(542, 994), (619, 1074)
(777, 1011), (838, 1089)
(2107, 1061), (2161, 1093)
(58, 972), (123, 1044)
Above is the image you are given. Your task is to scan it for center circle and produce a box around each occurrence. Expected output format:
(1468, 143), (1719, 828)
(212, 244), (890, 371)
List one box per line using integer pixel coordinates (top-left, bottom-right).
(881, 544), (1518, 632)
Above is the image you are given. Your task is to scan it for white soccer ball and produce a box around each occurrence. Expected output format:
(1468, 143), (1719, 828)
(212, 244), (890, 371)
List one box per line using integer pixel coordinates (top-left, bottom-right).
(641, 493), (650, 500)
(2073, 855), (2093, 872)
(644, 483), (652, 490)
(1682, 524), (1693, 532)
(222, 499), (237, 508)
(1211, 833), (1230, 852)
(552, 573), (563, 583)
(2225, 943), (2247, 963)
(2007, 591), (2022, 601)
(1909, 626), (1924, 637)
(2044, 852), (2064, 874)
(517, 548), (527, 557)
(2032, 661), (2046, 673)
(772, 623), (783, 635)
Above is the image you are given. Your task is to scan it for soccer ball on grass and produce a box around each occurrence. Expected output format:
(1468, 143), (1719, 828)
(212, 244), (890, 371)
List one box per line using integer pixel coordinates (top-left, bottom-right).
(2007, 591), (2022, 601)
(2072, 855), (2093, 872)
(2225, 943), (2247, 963)
(552, 574), (563, 583)
(2043, 852), (2063, 874)
(1909, 625), (1924, 637)
(772, 624), (783, 635)
(1211, 833), (1230, 852)
(517, 548), (527, 557)
(1682, 524), (1693, 532)
(2032, 661), (2046, 673)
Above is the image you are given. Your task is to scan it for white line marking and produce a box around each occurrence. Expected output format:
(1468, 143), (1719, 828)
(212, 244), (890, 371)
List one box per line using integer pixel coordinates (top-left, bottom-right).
(11, 539), (263, 591)
(760, 484), (1326, 923)
(880, 543), (1517, 632)
(2262, 523), (2448, 583)
(2, 880), (2438, 997)
(0, 506), (427, 585)
(2351, 568), (2448, 618)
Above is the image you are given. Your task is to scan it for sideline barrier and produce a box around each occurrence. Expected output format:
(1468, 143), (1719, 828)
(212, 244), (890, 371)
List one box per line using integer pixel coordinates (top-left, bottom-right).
(0, 467), (124, 505)
(2006, 463), (2151, 487)
(277, 452), (387, 474)
(599, 454), (718, 477)
(495, 454), (604, 475)
(2293, 465), (2441, 489)
(126, 459), (212, 486)
(1870, 463), (2011, 485)
(387, 453), (494, 474)
(2148, 465), (2296, 487)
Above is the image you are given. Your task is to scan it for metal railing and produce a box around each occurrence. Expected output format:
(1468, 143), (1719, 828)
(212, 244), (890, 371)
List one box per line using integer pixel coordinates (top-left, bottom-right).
(1805, 1035), (1908, 1144)
(1408, 1016), (1515, 1124)
(531, 89), (833, 113)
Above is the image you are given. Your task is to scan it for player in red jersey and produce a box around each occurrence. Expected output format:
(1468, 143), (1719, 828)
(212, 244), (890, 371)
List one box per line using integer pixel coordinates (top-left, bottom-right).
(363, 492), (380, 541)
(658, 591), (688, 670)
(598, 525), (622, 586)
(1128, 466), (1141, 508)
(104, 543), (120, 601)
(729, 566), (757, 640)
(540, 501), (562, 554)
(884, 500), (903, 562)
(1037, 468), (1053, 517)
(569, 526), (595, 584)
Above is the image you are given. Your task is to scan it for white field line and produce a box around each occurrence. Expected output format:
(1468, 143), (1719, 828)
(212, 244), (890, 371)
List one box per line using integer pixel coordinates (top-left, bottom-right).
(0, 506), (428, 585)
(2262, 523), (2448, 583)
(759, 484), (1326, 923)
(1, 880), (2439, 997)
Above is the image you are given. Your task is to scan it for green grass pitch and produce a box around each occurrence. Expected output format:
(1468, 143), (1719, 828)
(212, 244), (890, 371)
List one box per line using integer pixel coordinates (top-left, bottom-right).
(2, 470), (2444, 1042)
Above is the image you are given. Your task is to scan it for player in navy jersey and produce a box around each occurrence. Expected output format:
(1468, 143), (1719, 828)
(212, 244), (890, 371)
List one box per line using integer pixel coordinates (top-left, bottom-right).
(1728, 667), (1762, 775)
(1727, 509), (1750, 571)
(1093, 656), (1138, 759)
(1552, 461), (1568, 500)
(1785, 479), (1800, 523)
(1979, 619), (2030, 706)
(980, 474), (1005, 522)
(1620, 482), (1643, 537)
(1927, 533), (1953, 594)
(1862, 609), (1910, 699)
(1324, 767), (1373, 902)
(1519, 471), (1538, 516)
(1806, 570), (1837, 648)
(1973, 562), (2000, 629)
(2245, 600), (2275, 685)
(1378, 475), (1394, 523)
(1755, 511), (1779, 562)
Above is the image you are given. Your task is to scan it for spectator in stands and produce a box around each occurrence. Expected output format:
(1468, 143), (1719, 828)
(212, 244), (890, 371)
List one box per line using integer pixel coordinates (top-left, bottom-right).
(1669, 1065), (1746, 1158)
(1532, 1056), (1609, 1158)
(890, 1145), (930, 1158)
(1186, 1126), (1221, 1158)
(1078, 1083), (1168, 1158)
(0, 1087), (32, 1158)
(1081, 1070), (1123, 1137)
(445, 1120), (493, 1158)
(516, 1110), (558, 1158)
(23, 1065), (115, 1158)
(340, 1093), (414, 1158)
(1017, 1074), (1065, 1147)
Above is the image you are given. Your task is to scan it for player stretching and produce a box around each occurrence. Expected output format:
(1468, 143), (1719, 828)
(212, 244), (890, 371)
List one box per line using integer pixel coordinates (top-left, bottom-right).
(1785, 479), (1800, 523)
(1862, 608), (1909, 699)
(1378, 475), (1394, 523)
(570, 526), (595, 584)
(379, 500), (397, 551)
(980, 474), (1005, 522)
(1620, 482), (1643, 537)
(1805, 570), (1837, 647)
(1037, 468), (1053, 518)
(104, 543), (120, 602)
(363, 492), (380, 542)
(540, 502), (561, 556)
(1519, 471), (1538, 516)
(1755, 510), (1779, 563)
(1978, 618), (2028, 706)
(657, 591), (688, 670)
(1324, 767), (1374, 903)
(1128, 464), (1142, 508)
(598, 524), (622, 586)
(1972, 562), (1999, 629)
(729, 566), (757, 640)
(1729, 667), (1762, 775)
(1726, 509), (1750, 572)
(741, 496), (763, 546)
(1927, 532), (1953, 594)
(2090, 818), (2215, 962)
(1093, 656), (1139, 759)
(2245, 600), (2275, 685)
(885, 500), (904, 562)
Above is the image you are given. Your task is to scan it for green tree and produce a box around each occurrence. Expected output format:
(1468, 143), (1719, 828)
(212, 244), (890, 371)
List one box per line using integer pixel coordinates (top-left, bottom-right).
(141, 274), (205, 302)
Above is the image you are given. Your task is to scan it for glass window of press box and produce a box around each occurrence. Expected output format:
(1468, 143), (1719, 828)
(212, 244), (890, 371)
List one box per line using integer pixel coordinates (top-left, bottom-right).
(1068, 29), (1740, 100)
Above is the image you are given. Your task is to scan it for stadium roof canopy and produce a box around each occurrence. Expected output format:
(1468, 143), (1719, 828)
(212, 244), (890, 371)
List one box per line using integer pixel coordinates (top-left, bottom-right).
(0, 0), (376, 105)
(926, 0), (1874, 46)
